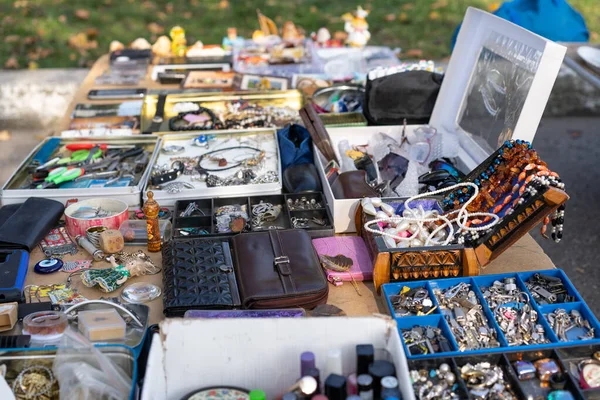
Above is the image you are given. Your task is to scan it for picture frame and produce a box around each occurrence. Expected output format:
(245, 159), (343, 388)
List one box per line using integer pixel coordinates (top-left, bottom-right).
(235, 74), (290, 91)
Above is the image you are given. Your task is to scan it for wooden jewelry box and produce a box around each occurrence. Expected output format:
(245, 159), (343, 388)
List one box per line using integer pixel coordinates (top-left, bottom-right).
(356, 144), (569, 293)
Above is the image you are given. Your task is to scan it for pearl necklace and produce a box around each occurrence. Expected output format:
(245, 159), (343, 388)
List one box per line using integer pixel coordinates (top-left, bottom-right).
(363, 182), (500, 247)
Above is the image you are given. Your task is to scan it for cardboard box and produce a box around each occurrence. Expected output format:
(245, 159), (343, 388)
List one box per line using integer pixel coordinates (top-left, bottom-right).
(142, 317), (415, 400)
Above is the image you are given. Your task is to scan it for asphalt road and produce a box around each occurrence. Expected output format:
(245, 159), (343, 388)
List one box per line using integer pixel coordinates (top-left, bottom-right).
(530, 116), (600, 315)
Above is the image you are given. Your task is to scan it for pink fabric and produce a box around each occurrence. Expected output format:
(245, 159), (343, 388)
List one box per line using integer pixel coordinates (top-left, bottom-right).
(312, 236), (373, 281)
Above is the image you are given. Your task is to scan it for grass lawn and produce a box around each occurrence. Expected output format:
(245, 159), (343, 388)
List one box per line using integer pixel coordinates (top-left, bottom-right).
(1, 0), (598, 68)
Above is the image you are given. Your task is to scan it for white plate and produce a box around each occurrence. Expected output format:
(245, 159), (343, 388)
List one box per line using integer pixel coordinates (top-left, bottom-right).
(577, 46), (600, 69)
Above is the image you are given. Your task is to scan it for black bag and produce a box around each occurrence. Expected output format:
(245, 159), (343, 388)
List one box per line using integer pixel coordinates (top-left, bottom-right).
(364, 70), (443, 126)
(162, 237), (241, 317)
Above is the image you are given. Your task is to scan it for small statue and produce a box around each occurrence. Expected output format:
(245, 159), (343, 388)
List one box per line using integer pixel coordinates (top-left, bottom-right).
(143, 191), (162, 252)
(342, 6), (371, 47)
(81, 252), (160, 293)
(152, 35), (172, 57)
(130, 38), (151, 50)
(314, 28), (331, 47)
(170, 26), (187, 57)
(282, 21), (303, 43)
(222, 27), (244, 50)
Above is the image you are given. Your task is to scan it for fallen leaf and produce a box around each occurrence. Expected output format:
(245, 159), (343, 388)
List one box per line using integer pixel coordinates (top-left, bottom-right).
(399, 12), (409, 22)
(428, 11), (441, 21)
(568, 129), (582, 139)
(576, 267), (585, 274)
(402, 3), (415, 11)
(266, 0), (277, 5)
(0, 130), (11, 141)
(156, 11), (167, 21)
(86, 28), (99, 39)
(68, 32), (98, 51)
(405, 48), (423, 58)
(217, 0), (229, 9)
(28, 61), (38, 70)
(69, 53), (77, 61)
(275, 15), (283, 24)
(13, 1), (28, 8)
(488, 2), (501, 12)
(58, 14), (66, 23)
(4, 35), (19, 44)
(75, 9), (90, 20)
(141, 1), (156, 10)
(4, 57), (19, 69)
(147, 22), (164, 34)
(190, 0), (199, 5)
(431, 0), (448, 9)
(591, 31), (599, 41)
(165, 2), (173, 13)
(385, 14), (396, 22)
(183, 11), (192, 19)
(310, 5), (317, 13)
(23, 36), (36, 45)
(104, 0), (112, 4)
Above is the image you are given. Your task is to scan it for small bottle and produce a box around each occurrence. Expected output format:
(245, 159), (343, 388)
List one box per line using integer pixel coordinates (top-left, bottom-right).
(249, 390), (266, 400)
(301, 351), (316, 377)
(380, 376), (401, 399)
(325, 348), (343, 378)
(143, 191), (162, 252)
(325, 374), (347, 400)
(356, 344), (374, 376)
(368, 361), (396, 400)
(357, 374), (373, 400)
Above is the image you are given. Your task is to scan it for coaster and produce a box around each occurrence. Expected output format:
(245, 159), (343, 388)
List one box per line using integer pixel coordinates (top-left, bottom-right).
(121, 282), (161, 304)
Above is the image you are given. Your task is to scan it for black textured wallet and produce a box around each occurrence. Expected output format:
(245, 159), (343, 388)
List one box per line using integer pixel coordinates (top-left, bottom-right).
(162, 238), (241, 317)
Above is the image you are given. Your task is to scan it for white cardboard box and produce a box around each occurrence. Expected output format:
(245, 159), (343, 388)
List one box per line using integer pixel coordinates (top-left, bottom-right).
(142, 317), (414, 400)
(318, 7), (566, 233)
(0, 136), (160, 209)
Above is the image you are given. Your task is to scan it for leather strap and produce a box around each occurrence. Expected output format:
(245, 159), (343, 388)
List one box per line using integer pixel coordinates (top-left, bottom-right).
(145, 94), (167, 133)
(268, 230), (296, 294)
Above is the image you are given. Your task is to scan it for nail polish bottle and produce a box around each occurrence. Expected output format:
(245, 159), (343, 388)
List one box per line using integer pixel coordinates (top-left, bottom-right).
(348, 344), (375, 395)
(325, 374), (347, 400)
(368, 361), (396, 400)
(380, 376), (401, 399)
(301, 351), (316, 377)
(325, 348), (343, 378)
(357, 374), (373, 400)
(305, 367), (321, 394)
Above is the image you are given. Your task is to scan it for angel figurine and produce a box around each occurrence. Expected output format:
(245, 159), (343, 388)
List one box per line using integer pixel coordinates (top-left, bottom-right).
(342, 6), (371, 48)
(81, 251), (161, 293)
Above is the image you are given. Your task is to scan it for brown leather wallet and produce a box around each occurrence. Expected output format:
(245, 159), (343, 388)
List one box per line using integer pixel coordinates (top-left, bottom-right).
(231, 229), (328, 309)
(331, 170), (379, 199)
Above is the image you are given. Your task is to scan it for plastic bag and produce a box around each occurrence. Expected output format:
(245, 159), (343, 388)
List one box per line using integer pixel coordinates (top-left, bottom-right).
(53, 328), (131, 400)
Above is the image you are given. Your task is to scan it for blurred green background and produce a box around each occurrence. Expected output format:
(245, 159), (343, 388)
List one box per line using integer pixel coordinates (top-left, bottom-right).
(1, 0), (598, 69)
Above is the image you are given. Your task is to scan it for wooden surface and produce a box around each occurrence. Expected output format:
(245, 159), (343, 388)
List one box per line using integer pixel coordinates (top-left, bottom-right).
(22, 233), (555, 326)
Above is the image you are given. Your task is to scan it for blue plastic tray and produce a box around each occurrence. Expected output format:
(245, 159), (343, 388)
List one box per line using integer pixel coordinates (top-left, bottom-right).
(382, 269), (600, 359)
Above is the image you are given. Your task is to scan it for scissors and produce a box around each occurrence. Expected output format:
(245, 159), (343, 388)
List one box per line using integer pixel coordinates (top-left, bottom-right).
(36, 167), (85, 189)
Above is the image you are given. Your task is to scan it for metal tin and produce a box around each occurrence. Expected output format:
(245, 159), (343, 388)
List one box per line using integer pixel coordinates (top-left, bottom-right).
(141, 90), (304, 132)
(0, 136), (160, 209)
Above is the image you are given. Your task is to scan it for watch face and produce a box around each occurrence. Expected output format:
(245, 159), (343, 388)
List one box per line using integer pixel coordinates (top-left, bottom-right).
(583, 363), (600, 388)
(183, 387), (249, 400)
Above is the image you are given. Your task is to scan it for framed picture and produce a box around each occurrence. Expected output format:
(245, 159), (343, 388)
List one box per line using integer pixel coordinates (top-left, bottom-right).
(236, 74), (290, 91)
(182, 71), (235, 89)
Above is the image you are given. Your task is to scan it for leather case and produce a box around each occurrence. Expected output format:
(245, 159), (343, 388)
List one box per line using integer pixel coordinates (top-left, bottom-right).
(312, 236), (374, 281)
(162, 238), (241, 317)
(330, 170), (379, 199)
(231, 230), (328, 309)
(299, 103), (339, 164)
(0, 198), (64, 251)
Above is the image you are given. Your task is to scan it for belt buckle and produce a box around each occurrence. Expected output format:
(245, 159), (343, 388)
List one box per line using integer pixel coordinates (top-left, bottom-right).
(274, 256), (290, 265)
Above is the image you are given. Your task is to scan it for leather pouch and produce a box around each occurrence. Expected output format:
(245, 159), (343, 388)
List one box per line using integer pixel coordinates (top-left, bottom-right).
(162, 238), (241, 317)
(283, 164), (322, 193)
(0, 198), (64, 251)
(330, 170), (379, 199)
(231, 230), (328, 309)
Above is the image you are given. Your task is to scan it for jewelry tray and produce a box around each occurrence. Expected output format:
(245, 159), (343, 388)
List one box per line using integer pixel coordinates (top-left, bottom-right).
(383, 270), (600, 360)
(142, 129), (282, 207)
(357, 142), (569, 292)
(172, 192), (334, 239)
(407, 345), (600, 400)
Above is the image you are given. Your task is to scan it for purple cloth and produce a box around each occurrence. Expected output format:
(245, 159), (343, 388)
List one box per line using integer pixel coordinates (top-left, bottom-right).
(183, 309), (306, 318)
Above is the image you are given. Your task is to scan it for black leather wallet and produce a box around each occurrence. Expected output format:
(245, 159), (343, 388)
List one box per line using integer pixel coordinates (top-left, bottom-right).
(162, 238), (241, 317)
(0, 198), (64, 251)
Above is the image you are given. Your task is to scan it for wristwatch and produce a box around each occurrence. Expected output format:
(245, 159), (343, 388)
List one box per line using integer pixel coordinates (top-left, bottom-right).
(145, 94), (166, 133)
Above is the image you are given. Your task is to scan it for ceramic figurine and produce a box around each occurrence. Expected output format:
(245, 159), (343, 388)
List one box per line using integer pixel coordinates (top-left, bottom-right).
(342, 6), (371, 47)
(130, 38), (151, 50)
(109, 40), (125, 52)
(222, 27), (244, 50)
(282, 21), (303, 42)
(170, 26), (187, 57)
(143, 191), (162, 252)
(152, 35), (172, 57)
(315, 27), (331, 47)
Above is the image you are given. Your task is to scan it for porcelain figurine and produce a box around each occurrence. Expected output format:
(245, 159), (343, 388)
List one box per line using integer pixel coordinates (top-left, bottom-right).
(342, 6), (371, 47)
(169, 26), (187, 57)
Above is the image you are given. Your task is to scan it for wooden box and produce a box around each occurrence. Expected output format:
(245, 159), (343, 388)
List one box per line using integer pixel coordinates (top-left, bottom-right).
(357, 147), (569, 293)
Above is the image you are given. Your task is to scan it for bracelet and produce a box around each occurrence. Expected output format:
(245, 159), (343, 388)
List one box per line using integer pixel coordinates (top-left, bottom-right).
(168, 107), (220, 131)
(197, 146), (263, 173)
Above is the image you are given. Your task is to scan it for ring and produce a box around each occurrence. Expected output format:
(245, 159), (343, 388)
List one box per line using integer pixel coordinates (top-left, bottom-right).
(162, 145), (186, 155)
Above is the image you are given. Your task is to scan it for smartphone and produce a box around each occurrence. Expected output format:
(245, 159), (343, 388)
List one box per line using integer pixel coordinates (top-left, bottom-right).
(87, 88), (146, 100)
